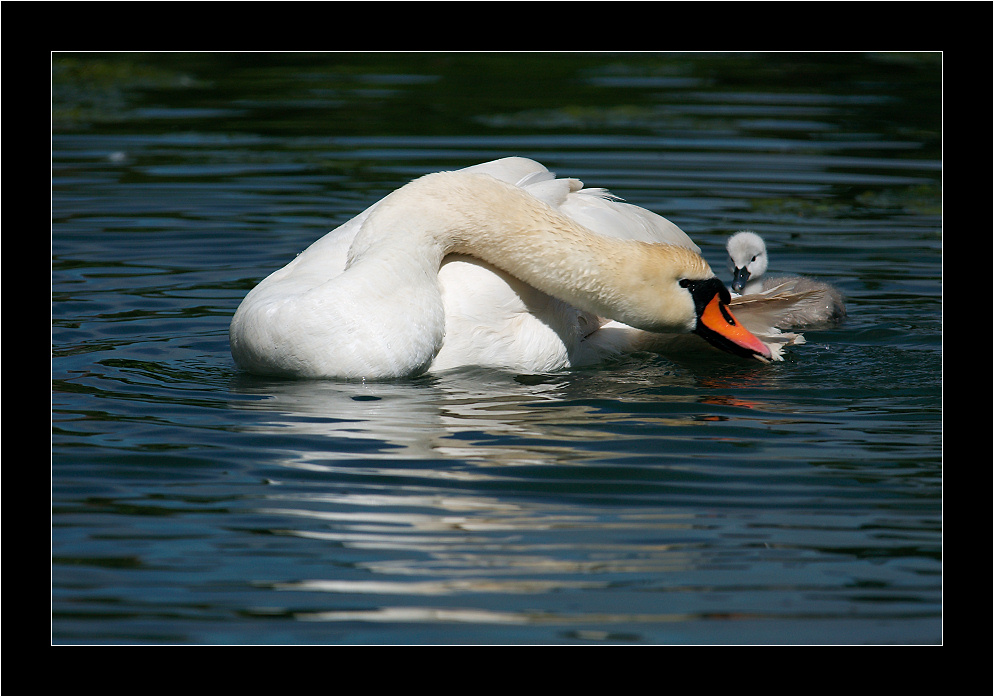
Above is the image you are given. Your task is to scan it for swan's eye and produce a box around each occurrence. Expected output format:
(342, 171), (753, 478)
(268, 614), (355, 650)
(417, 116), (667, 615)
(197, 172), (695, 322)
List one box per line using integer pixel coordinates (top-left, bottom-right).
(751, 255), (758, 262)
(679, 279), (692, 288)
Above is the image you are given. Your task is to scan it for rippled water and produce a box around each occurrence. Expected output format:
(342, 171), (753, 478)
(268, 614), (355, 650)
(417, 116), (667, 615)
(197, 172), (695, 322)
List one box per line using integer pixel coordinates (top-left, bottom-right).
(52, 52), (942, 644)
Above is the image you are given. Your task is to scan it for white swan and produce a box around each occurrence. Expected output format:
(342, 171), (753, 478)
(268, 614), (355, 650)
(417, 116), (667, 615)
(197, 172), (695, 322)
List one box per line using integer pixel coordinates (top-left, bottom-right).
(230, 158), (780, 380)
(726, 230), (846, 328)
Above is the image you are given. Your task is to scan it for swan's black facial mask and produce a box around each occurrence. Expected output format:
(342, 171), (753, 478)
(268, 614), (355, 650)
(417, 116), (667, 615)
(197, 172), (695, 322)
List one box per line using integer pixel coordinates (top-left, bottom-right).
(680, 277), (771, 361)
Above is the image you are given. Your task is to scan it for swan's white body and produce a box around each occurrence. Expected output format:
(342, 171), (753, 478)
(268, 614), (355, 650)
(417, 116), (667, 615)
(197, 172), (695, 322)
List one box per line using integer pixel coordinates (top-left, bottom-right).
(726, 231), (846, 328)
(230, 158), (782, 379)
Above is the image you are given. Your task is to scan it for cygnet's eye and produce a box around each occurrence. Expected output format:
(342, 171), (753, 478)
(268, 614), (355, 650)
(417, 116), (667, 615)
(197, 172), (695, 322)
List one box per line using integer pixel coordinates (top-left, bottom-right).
(751, 255), (758, 262)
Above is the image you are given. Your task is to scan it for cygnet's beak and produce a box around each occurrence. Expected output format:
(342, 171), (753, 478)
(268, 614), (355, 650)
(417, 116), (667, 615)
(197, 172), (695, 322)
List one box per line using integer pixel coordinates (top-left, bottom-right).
(690, 279), (772, 362)
(730, 266), (750, 293)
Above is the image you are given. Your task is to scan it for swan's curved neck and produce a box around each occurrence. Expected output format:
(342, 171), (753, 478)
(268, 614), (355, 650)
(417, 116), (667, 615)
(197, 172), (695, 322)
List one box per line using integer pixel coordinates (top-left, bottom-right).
(350, 171), (710, 333)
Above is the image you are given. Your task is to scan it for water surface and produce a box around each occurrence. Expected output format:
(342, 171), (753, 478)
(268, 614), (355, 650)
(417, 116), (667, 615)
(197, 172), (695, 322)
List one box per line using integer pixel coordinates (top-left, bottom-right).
(52, 52), (942, 644)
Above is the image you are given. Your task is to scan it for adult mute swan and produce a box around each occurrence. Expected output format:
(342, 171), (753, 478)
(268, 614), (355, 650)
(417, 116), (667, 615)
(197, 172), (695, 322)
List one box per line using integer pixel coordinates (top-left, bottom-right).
(726, 230), (846, 327)
(230, 158), (779, 380)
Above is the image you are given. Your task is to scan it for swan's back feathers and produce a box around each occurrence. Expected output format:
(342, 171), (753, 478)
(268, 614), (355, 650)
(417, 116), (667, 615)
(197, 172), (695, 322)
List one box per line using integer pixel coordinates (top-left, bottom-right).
(519, 177), (583, 208)
(559, 191), (699, 251)
(458, 156), (552, 187)
(459, 157), (698, 251)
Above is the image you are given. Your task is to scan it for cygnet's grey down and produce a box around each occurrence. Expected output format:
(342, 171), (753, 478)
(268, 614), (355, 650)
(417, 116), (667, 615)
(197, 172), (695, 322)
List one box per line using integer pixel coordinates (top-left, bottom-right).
(726, 231), (846, 329)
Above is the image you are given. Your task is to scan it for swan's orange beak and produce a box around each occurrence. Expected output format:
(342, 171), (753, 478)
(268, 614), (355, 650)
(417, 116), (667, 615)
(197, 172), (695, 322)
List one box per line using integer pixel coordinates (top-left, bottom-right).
(697, 293), (772, 362)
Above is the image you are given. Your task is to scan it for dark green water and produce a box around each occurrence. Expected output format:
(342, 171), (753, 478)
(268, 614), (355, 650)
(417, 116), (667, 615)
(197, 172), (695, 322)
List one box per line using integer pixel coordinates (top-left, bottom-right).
(52, 52), (941, 644)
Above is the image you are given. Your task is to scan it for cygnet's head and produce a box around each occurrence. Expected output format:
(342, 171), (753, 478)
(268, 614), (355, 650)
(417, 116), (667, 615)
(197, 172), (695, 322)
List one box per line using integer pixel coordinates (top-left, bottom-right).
(726, 231), (768, 293)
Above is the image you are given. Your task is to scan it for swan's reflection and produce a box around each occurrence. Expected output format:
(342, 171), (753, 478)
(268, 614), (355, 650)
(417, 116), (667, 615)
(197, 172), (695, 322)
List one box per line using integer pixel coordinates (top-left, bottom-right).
(257, 491), (709, 616)
(228, 360), (782, 469)
(228, 363), (793, 629)
(231, 369), (591, 469)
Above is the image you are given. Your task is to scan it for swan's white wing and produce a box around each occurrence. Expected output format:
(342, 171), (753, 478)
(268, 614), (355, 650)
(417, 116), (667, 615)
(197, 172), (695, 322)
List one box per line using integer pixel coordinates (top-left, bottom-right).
(266, 202), (374, 288)
(459, 157), (699, 251)
(458, 156), (553, 187)
(558, 189), (700, 251)
(432, 255), (586, 373)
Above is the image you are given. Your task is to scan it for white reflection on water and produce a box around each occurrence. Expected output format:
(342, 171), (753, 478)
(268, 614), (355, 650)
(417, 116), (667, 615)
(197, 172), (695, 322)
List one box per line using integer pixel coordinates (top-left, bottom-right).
(275, 578), (598, 595)
(295, 606), (695, 626)
(251, 491), (707, 610)
(223, 365), (873, 632)
(228, 363), (786, 470)
(231, 370), (608, 465)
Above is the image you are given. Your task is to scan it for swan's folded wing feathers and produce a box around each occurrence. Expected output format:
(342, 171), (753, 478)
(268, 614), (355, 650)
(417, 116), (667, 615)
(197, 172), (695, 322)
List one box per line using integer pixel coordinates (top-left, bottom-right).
(514, 169), (558, 188)
(458, 157), (551, 186)
(559, 191), (700, 251)
(521, 178), (583, 208)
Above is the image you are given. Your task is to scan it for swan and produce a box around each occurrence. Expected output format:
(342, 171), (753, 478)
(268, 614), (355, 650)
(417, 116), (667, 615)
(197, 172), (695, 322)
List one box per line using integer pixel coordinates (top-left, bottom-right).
(726, 230), (846, 328)
(230, 158), (782, 380)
